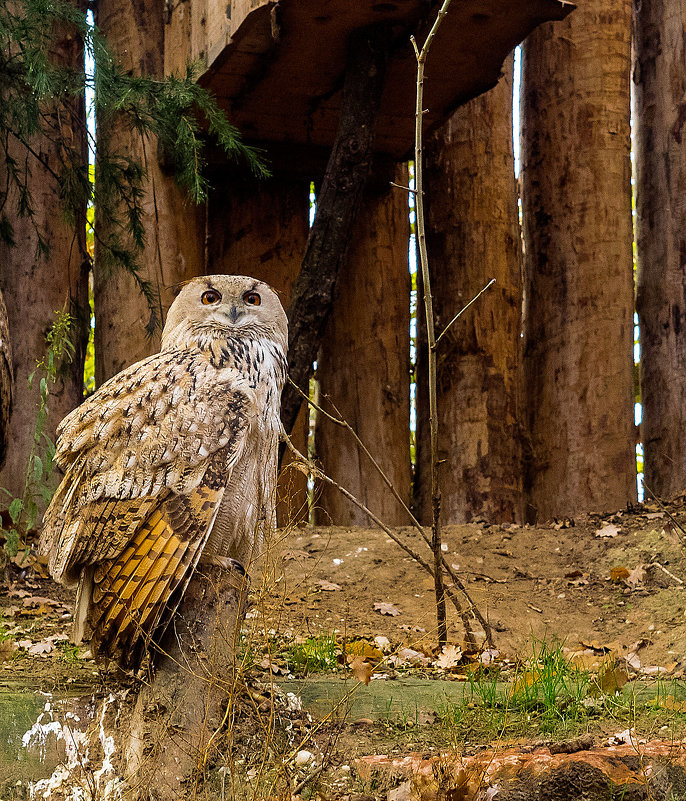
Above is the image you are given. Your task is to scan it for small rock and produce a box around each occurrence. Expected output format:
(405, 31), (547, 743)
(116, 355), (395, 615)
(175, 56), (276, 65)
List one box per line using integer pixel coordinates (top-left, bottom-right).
(294, 750), (315, 767)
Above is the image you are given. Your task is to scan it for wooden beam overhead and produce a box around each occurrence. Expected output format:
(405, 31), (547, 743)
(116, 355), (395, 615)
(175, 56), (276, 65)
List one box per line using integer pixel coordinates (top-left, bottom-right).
(165, 0), (574, 158)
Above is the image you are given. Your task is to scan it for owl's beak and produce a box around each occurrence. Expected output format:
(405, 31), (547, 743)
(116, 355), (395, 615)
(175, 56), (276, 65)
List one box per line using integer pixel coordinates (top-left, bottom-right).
(227, 305), (241, 323)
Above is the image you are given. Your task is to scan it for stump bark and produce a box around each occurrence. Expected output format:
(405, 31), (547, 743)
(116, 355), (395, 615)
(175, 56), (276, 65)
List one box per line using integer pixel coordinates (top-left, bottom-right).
(124, 564), (247, 800)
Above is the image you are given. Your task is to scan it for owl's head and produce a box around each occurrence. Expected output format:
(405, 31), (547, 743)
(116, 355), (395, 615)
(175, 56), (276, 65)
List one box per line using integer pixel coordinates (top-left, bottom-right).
(161, 275), (288, 353)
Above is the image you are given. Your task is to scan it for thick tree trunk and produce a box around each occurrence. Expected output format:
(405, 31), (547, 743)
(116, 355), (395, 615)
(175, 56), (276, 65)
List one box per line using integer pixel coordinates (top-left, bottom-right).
(281, 24), (391, 436)
(521, 4), (636, 521)
(315, 170), (411, 525)
(0, 19), (89, 500)
(634, 0), (686, 498)
(94, 0), (204, 385)
(207, 177), (311, 525)
(124, 565), (246, 800)
(415, 55), (523, 526)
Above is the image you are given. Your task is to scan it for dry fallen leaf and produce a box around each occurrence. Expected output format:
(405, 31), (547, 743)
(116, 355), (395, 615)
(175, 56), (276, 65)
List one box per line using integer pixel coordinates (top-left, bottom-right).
(27, 640), (53, 656)
(0, 640), (16, 662)
(597, 661), (629, 694)
(10, 550), (35, 569)
(347, 640), (384, 664)
(373, 602), (401, 617)
(435, 644), (463, 670)
(349, 655), (374, 685)
(258, 657), (288, 675)
(652, 695), (686, 712)
(22, 595), (60, 608)
(627, 564), (645, 586)
(625, 652), (641, 672)
(610, 566), (631, 583)
(596, 523), (621, 539)
(480, 648), (499, 666)
(315, 579), (342, 591)
(394, 647), (431, 668)
(642, 662), (677, 676)
(580, 639), (617, 653)
(566, 648), (602, 672)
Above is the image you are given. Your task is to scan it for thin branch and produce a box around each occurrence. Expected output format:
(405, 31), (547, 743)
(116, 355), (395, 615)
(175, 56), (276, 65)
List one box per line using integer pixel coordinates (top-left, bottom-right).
(389, 181), (420, 195)
(287, 380), (494, 646)
(642, 483), (686, 542)
(281, 431), (478, 641)
(413, 0), (454, 647)
(434, 278), (496, 348)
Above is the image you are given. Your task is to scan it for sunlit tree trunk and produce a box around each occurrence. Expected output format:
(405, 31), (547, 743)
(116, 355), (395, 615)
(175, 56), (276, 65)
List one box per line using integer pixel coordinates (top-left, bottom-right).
(207, 176), (310, 526)
(315, 169), (411, 525)
(94, 0), (204, 385)
(634, 0), (686, 498)
(415, 55), (523, 525)
(521, 1), (635, 520)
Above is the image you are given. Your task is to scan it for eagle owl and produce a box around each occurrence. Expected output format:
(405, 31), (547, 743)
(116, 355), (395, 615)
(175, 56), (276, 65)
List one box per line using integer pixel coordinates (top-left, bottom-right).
(39, 275), (287, 666)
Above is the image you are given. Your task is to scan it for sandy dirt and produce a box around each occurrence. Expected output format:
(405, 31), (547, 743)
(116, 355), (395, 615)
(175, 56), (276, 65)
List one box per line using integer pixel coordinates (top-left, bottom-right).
(3, 499), (686, 684)
(252, 502), (686, 671)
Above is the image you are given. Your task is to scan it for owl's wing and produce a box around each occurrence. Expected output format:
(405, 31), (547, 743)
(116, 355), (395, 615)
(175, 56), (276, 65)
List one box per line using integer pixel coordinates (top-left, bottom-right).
(85, 473), (228, 666)
(40, 348), (255, 584)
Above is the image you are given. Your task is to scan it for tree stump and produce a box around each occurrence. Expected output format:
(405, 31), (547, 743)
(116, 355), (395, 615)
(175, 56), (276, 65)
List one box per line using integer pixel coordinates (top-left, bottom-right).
(124, 564), (248, 800)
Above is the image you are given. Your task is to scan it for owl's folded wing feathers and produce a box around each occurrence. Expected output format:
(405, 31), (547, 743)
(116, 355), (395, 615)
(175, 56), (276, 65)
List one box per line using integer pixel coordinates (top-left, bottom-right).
(40, 348), (255, 585)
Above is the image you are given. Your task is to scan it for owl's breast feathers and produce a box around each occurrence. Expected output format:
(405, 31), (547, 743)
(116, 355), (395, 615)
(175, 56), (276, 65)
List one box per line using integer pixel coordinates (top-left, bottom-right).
(39, 337), (284, 666)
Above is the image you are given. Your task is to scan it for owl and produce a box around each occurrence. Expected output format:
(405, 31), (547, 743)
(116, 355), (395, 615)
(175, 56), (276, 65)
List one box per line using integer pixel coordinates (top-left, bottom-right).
(39, 275), (287, 667)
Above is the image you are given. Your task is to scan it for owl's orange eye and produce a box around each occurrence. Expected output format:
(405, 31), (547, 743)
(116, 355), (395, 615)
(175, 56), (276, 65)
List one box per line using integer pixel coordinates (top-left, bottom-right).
(243, 291), (261, 306)
(201, 289), (221, 305)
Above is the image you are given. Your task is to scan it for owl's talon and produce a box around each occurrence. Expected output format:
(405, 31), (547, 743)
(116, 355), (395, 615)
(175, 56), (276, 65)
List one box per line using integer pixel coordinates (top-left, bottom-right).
(199, 554), (247, 575)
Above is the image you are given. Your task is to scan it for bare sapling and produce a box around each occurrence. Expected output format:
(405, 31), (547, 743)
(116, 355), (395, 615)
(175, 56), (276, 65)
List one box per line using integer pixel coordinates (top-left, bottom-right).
(411, 0), (495, 646)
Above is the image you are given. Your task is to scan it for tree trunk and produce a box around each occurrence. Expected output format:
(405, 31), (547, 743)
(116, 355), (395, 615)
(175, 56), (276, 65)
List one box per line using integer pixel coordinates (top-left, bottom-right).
(94, 0), (204, 386)
(415, 55), (523, 526)
(124, 564), (246, 800)
(634, 0), (686, 499)
(207, 176), (311, 526)
(315, 169), (411, 526)
(0, 17), (89, 501)
(520, 3), (636, 521)
(281, 23), (391, 437)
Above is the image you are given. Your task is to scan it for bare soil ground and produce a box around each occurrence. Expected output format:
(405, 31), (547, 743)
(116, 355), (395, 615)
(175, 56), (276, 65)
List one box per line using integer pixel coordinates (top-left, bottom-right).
(256, 501), (686, 669)
(4, 498), (686, 798)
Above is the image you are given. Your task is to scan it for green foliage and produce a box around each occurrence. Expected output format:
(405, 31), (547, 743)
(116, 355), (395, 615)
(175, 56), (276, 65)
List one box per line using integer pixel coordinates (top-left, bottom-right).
(1, 307), (73, 555)
(283, 634), (340, 675)
(0, 0), (267, 331)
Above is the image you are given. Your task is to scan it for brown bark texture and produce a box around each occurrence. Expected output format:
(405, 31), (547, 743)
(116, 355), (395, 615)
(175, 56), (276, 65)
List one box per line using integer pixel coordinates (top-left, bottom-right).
(207, 176), (311, 525)
(315, 170), (411, 526)
(0, 20), (89, 500)
(124, 565), (247, 800)
(415, 55), (523, 526)
(520, 3), (636, 521)
(94, 0), (204, 386)
(634, 0), (686, 499)
(281, 23), (391, 437)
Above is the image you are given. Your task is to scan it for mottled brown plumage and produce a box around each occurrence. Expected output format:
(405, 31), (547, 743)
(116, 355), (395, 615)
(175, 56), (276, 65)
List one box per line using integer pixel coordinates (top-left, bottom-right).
(39, 275), (287, 666)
